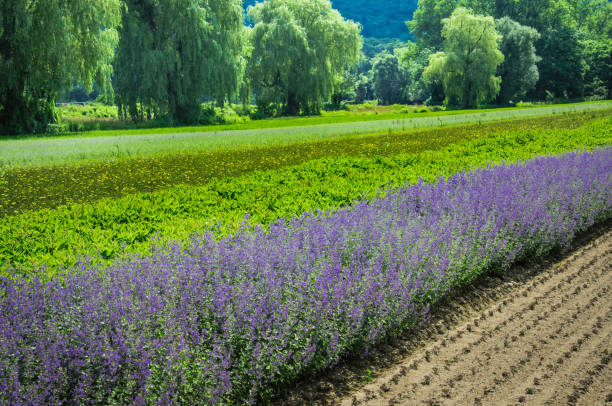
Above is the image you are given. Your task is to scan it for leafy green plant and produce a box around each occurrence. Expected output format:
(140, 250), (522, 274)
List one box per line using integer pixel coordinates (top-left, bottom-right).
(1, 111), (607, 216)
(1, 113), (610, 276)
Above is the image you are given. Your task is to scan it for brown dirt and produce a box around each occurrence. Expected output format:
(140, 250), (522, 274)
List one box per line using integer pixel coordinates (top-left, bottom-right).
(272, 222), (612, 406)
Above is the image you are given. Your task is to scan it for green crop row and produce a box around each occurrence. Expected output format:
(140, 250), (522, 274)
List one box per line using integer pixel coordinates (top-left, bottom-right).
(2, 102), (610, 168)
(1, 114), (611, 276)
(1, 110), (609, 217)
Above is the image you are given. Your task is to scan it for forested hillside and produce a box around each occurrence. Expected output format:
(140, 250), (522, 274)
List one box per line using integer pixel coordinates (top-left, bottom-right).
(244, 0), (418, 39)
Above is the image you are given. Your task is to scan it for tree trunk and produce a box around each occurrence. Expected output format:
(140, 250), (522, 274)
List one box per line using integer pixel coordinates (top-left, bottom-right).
(1, 84), (27, 134)
(464, 79), (474, 109)
(217, 96), (225, 108)
(287, 91), (299, 115)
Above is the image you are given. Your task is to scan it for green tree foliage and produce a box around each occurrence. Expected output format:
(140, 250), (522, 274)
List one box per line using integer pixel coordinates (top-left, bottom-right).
(0, 0), (121, 134)
(461, 0), (557, 32)
(354, 74), (373, 103)
(578, 0), (611, 39)
(573, 0), (612, 100)
(423, 8), (504, 107)
(509, 1), (586, 100)
(397, 43), (437, 103)
(495, 17), (540, 104)
(330, 70), (359, 105)
(371, 52), (405, 105)
(582, 39), (612, 100)
(535, 25), (585, 99)
(407, 0), (458, 49)
(462, 0), (612, 100)
(114, 0), (245, 123)
(362, 38), (410, 59)
(247, 0), (361, 115)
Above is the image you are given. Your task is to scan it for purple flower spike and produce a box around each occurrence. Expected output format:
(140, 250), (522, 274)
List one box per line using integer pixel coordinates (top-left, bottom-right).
(1, 148), (611, 404)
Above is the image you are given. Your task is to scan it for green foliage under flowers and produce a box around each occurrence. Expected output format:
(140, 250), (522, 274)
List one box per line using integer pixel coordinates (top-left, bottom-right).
(1, 112), (611, 276)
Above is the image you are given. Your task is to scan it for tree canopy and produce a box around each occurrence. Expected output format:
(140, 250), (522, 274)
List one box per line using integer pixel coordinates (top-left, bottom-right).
(114, 0), (245, 123)
(247, 0), (361, 115)
(461, 0), (558, 33)
(0, 0), (122, 134)
(495, 17), (540, 104)
(423, 7), (504, 107)
(371, 52), (404, 105)
(535, 25), (585, 99)
(582, 38), (612, 100)
(407, 0), (458, 50)
(397, 43), (438, 103)
(2, 0), (611, 133)
(459, 0), (604, 100)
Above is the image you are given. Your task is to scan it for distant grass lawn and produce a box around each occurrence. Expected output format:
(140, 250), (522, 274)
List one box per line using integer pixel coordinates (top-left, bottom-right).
(54, 100), (611, 137)
(2, 101), (610, 168)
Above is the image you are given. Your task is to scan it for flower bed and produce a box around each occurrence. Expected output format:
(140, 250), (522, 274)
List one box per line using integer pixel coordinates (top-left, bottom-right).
(1, 148), (611, 404)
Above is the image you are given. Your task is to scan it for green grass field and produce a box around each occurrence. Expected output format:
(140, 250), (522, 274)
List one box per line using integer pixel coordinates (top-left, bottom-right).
(55, 100), (612, 137)
(2, 101), (610, 168)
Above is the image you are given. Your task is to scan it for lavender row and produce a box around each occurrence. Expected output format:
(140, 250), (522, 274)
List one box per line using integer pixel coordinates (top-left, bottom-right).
(2, 148), (611, 404)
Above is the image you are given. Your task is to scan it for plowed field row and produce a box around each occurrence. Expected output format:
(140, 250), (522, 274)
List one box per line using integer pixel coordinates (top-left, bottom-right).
(273, 224), (612, 406)
(347, 230), (612, 406)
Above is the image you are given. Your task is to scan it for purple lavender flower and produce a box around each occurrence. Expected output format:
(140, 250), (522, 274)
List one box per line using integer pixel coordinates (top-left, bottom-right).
(1, 148), (611, 404)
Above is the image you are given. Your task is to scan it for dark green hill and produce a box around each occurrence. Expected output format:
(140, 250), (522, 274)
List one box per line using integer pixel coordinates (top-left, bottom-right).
(244, 0), (417, 40)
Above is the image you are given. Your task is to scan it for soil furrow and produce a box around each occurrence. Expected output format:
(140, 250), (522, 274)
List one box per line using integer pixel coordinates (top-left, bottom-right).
(485, 311), (612, 405)
(337, 229), (612, 406)
(375, 269), (611, 406)
(575, 354), (612, 406)
(532, 330), (612, 406)
(446, 271), (611, 405)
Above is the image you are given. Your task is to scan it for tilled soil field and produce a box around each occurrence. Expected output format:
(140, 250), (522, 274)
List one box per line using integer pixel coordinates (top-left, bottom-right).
(275, 224), (612, 406)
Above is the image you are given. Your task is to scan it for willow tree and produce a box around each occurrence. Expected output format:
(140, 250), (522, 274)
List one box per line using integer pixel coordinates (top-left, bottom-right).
(0, 0), (121, 134)
(114, 0), (245, 123)
(423, 8), (504, 108)
(247, 0), (362, 115)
